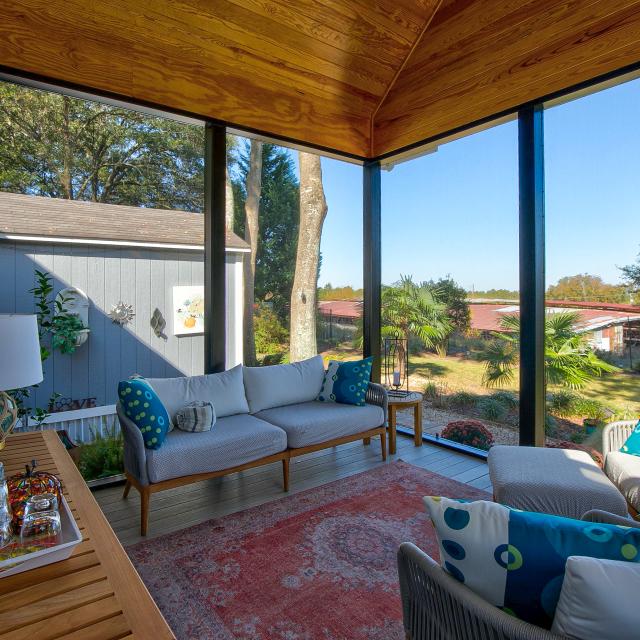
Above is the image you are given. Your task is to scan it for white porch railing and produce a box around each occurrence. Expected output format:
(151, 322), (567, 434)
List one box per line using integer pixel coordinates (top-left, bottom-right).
(18, 404), (120, 444)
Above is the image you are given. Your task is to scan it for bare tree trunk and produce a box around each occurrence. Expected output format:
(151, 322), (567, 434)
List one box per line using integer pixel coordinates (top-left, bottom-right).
(243, 139), (262, 365)
(225, 169), (235, 232)
(290, 152), (327, 362)
(61, 96), (73, 199)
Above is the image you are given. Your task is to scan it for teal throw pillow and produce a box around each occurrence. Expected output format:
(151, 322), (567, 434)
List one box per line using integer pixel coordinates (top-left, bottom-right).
(317, 357), (373, 406)
(424, 496), (640, 629)
(620, 420), (640, 456)
(118, 378), (170, 450)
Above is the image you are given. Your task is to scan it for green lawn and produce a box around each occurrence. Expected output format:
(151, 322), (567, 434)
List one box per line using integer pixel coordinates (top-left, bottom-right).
(408, 352), (640, 416)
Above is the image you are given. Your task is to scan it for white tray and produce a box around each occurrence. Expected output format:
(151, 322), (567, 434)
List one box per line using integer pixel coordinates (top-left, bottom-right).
(0, 496), (83, 577)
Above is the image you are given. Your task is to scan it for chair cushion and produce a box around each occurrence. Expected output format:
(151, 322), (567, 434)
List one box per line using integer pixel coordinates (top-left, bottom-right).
(243, 355), (325, 413)
(551, 556), (640, 640)
(257, 400), (384, 448)
(605, 450), (640, 511)
(118, 378), (170, 450)
(317, 357), (373, 406)
(488, 445), (628, 518)
(619, 420), (640, 456)
(424, 496), (640, 629)
(145, 414), (287, 483)
(147, 364), (249, 425)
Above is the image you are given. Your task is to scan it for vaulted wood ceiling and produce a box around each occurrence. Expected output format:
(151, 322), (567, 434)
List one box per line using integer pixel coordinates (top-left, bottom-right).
(1, 1), (640, 159)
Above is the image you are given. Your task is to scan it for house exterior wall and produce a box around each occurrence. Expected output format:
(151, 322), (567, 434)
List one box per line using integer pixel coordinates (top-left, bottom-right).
(0, 240), (242, 412)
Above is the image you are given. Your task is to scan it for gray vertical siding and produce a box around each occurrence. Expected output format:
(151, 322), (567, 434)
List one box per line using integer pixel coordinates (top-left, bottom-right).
(0, 240), (242, 411)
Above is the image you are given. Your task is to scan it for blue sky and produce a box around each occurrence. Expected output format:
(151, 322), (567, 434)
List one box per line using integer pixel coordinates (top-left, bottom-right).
(316, 75), (640, 291)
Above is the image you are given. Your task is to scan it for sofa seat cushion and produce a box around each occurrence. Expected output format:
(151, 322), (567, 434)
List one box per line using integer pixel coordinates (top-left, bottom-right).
(257, 401), (384, 449)
(605, 451), (640, 511)
(145, 414), (287, 483)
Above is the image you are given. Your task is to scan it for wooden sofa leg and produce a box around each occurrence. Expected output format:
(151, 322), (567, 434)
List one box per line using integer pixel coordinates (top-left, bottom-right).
(381, 431), (387, 461)
(282, 458), (290, 492)
(123, 479), (132, 499)
(140, 487), (150, 537)
(363, 437), (371, 446)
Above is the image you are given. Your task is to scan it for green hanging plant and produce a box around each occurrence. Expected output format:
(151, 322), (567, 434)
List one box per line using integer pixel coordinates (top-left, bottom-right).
(51, 314), (87, 354)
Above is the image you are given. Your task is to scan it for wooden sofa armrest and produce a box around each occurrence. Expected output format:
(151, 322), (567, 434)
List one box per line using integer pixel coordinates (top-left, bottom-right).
(397, 543), (561, 640)
(116, 402), (149, 486)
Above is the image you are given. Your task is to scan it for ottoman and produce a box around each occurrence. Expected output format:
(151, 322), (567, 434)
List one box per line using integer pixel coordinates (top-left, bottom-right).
(488, 445), (629, 519)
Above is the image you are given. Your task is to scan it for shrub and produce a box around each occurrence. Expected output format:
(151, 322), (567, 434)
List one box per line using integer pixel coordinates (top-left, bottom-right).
(544, 413), (558, 436)
(423, 381), (439, 400)
(477, 397), (508, 421)
(440, 420), (494, 451)
(254, 306), (288, 354)
(490, 390), (518, 410)
(447, 391), (478, 409)
(547, 390), (581, 417)
(573, 397), (610, 421)
(77, 419), (124, 481)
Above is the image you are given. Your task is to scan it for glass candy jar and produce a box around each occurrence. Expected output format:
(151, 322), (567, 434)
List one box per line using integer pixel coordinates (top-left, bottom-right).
(0, 463), (12, 548)
(8, 460), (62, 531)
(20, 493), (61, 544)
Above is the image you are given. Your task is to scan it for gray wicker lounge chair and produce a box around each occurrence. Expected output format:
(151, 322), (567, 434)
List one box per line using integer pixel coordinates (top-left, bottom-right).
(602, 420), (640, 515)
(398, 512), (640, 639)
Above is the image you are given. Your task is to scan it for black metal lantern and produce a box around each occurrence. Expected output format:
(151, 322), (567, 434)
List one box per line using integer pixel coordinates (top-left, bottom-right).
(383, 337), (409, 397)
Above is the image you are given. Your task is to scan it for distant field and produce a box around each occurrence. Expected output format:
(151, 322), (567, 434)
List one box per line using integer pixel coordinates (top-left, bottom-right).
(408, 352), (640, 416)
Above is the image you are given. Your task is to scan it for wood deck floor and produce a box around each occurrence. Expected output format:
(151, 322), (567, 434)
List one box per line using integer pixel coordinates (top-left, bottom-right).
(94, 435), (491, 546)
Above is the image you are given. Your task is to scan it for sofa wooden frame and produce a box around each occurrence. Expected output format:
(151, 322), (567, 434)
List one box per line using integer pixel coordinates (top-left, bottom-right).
(123, 423), (387, 536)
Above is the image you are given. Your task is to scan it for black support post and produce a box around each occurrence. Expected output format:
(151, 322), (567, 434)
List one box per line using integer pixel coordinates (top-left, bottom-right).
(518, 104), (546, 446)
(363, 160), (382, 382)
(204, 123), (227, 373)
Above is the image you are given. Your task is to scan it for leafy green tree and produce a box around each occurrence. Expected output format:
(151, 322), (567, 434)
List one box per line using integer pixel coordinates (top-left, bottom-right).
(0, 83), (204, 210)
(232, 142), (299, 323)
(481, 312), (616, 389)
(620, 251), (640, 292)
(546, 274), (627, 303)
(380, 276), (452, 372)
(426, 276), (470, 349)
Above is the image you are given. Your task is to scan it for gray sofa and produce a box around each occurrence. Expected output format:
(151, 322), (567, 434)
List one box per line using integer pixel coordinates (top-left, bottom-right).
(118, 355), (388, 535)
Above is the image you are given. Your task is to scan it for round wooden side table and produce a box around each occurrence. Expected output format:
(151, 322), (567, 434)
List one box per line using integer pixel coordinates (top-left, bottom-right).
(387, 391), (423, 454)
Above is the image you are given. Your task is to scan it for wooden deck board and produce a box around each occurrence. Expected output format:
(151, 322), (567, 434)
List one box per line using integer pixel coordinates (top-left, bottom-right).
(95, 435), (490, 546)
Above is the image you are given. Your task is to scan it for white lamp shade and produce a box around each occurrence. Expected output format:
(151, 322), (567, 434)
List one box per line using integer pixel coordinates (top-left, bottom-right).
(0, 315), (43, 390)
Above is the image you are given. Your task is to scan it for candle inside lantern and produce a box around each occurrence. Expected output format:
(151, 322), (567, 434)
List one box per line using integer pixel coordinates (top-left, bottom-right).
(393, 370), (401, 386)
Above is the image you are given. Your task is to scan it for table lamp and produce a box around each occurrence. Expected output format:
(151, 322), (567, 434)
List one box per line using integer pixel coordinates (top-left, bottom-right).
(0, 315), (43, 450)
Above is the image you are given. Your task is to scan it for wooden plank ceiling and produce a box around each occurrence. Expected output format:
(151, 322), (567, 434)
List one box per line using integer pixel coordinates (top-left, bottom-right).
(1, 1), (640, 159)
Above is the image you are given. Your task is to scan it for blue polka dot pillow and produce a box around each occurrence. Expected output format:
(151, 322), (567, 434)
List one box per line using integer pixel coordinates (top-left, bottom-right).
(317, 357), (373, 406)
(424, 497), (640, 628)
(619, 419), (640, 456)
(118, 378), (171, 450)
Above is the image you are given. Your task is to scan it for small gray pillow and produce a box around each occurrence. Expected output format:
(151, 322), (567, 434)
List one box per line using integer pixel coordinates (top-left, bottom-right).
(175, 401), (216, 432)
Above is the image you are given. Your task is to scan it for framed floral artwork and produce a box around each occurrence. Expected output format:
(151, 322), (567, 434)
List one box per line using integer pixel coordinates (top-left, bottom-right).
(173, 286), (205, 335)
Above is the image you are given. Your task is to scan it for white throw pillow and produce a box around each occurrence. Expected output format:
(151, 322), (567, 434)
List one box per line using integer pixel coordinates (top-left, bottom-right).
(551, 555), (640, 639)
(147, 364), (249, 425)
(243, 355), (325, 413)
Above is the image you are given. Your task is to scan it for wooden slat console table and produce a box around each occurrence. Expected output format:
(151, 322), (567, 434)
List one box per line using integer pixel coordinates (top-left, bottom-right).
(0, 431), (174, 639)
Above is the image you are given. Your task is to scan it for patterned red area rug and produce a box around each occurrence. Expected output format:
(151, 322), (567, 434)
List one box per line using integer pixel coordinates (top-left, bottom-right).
(127, 460), (489, 640)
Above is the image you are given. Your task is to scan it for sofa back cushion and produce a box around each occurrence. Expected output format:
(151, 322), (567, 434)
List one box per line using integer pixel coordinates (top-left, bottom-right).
(243, 355), (325, 413)
(147, 364), (249, 425)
